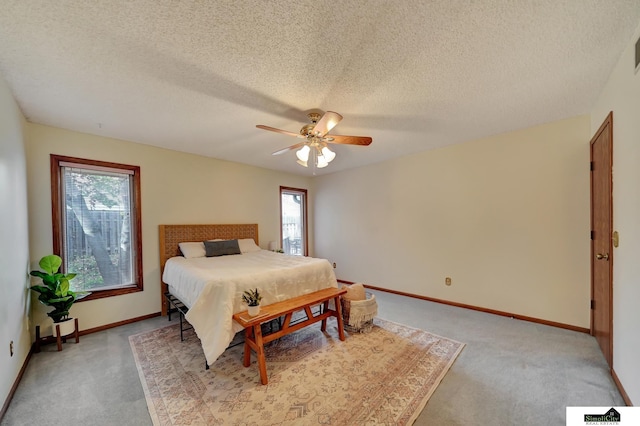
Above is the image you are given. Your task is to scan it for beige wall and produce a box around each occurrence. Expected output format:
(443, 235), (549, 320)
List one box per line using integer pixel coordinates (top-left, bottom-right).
(26, 123), (312, 332)
(313, 115), (591, 328)
(591, 21), (640, 405)
(0, 75), (31, 408)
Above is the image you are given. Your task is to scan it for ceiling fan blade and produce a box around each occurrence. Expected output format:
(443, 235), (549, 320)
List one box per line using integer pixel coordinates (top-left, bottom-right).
(272, 142), (306, 156)
(256, 125), (305, 139)
(312, 111), (343, 137)
(326, 135), (372, 146)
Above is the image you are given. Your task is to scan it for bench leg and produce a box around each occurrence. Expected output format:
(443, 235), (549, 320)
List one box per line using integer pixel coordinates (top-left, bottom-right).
(321, 300), (330, 332)
(243, 328), (252, 367)
(334, 296), (346, 341)
(254, 325), (268, 385)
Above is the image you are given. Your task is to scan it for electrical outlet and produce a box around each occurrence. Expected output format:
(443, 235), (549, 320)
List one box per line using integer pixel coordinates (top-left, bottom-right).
(445, 277), (452, 286)
(332, 262), (337, 268)
(10, 341), (13, 357)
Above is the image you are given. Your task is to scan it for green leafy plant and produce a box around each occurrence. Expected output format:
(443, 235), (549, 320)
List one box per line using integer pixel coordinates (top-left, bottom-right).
(241, 288), (262, 307)
(30, 254), (90, 323)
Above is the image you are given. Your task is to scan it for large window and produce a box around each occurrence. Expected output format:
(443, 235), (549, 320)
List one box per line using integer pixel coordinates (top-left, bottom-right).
(51, 155), (143, 300)
(280, 187), (307, 256)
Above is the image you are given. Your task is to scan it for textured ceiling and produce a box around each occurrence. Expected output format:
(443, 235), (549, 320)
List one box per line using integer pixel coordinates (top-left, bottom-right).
(1, 1), (639, 176)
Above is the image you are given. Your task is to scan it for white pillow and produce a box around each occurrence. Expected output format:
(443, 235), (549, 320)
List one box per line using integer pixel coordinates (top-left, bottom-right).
(178, 242), (206, 258)
(238, 238), (261, 253)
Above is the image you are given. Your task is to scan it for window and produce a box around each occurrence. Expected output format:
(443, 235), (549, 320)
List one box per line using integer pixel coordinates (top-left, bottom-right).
(280, 187), (307, 256)
(51, 155), (142, 300)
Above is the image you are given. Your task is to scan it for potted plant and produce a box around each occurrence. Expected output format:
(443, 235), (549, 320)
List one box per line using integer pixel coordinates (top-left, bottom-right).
(242, 288), (262, 316)
(30, 254), (90, 336)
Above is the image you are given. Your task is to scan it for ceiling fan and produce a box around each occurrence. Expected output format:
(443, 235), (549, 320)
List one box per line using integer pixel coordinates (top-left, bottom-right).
(256, 111), (372, 168)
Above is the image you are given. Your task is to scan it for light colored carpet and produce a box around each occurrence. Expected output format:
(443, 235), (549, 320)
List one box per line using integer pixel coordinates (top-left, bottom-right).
(129, 318), (464, 425)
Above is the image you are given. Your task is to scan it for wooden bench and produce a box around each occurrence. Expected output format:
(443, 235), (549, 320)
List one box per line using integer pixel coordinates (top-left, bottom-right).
(232, 287), (347, 385)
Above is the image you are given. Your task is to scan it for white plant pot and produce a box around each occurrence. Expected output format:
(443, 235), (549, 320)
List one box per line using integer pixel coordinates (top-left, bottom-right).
(52, 318), (75, 337)
(247, 305), (260, 317)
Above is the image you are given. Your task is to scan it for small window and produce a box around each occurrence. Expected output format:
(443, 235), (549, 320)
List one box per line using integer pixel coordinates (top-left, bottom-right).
(280, 187), (307, 256)
(51, 155), (143, 300)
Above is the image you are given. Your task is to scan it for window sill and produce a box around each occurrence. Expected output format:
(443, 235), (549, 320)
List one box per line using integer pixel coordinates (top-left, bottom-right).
(76, 285), (142, 302)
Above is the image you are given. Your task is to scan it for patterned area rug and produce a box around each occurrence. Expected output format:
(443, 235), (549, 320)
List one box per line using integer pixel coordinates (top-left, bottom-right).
(129, 318), (464, 425)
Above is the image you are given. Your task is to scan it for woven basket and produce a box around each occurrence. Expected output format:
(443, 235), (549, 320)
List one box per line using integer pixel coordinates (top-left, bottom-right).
(341, 292), (377, 333)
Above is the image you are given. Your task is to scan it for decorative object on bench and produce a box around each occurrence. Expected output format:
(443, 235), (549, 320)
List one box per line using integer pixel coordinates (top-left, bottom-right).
(233, 287), (347, 384)
(30, 254), (89, 351)
(341, 283), (378, 333)
(242, 288), (262, 316)
(130, 318), (464, 425)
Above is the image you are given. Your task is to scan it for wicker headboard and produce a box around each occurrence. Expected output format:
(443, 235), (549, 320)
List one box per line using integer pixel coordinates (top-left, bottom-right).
(158, 223), (259, 314)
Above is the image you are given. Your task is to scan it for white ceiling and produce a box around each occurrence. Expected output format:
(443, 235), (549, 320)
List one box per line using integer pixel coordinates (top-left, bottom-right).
(1, 1), (639, 176)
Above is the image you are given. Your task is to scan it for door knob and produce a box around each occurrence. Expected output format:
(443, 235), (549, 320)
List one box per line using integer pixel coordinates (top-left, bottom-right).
(596, 253), (609, 260)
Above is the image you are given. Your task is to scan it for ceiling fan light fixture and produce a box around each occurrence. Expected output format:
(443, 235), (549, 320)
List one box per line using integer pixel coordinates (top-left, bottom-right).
(296, 145), (310, 162)
(316, 154), (329, 168)
(321, 146), (336, 163)
(258, 110), (372, 170)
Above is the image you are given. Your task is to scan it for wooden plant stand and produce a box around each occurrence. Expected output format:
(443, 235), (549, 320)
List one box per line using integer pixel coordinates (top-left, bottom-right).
(35, 318), (80, 352)
(232, 287), (347, 385)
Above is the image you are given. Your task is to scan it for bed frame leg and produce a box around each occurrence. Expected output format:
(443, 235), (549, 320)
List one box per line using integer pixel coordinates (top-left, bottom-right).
(205, 361), (209, 370)
(180, 313), (185, 341)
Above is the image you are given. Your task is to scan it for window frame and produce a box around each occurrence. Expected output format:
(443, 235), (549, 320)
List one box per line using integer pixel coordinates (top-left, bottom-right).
(50, 154), (143, 301)
(279, 186), (308, 256)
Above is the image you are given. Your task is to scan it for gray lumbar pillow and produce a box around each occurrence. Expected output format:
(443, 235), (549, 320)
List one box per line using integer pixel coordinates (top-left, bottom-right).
(204, 239), (241, 257)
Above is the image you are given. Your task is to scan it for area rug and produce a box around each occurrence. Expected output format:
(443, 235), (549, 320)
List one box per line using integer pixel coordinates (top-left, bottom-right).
(129, 318), (464, 425)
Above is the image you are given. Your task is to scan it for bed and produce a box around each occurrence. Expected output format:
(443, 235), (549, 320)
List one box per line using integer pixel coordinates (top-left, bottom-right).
(158, 224), (338, 365)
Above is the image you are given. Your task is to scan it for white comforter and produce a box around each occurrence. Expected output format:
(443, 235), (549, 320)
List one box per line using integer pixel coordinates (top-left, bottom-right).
(162, 250), (337, 365)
